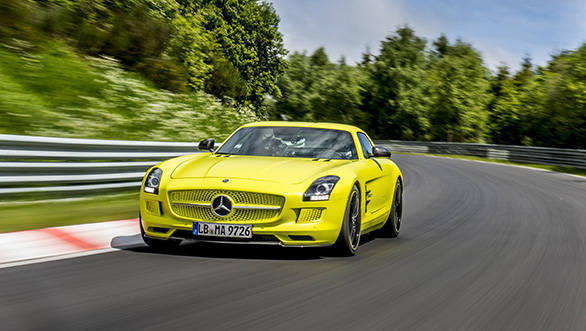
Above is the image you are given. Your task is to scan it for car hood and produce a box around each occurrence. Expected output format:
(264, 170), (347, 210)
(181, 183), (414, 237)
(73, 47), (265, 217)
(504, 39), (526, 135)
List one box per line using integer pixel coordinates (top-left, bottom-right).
(171, 154), (352, 184)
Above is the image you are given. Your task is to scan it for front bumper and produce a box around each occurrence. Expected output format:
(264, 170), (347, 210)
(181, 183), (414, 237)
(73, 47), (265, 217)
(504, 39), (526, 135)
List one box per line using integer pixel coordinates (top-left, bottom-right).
(140, 178), (347, 247)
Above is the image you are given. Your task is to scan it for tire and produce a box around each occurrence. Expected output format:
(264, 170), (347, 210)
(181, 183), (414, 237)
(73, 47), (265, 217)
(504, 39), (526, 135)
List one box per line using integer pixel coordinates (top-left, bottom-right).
(140, 218), (181, 251)
(333, 185), (362, 256)
(380, 179), (402, 238)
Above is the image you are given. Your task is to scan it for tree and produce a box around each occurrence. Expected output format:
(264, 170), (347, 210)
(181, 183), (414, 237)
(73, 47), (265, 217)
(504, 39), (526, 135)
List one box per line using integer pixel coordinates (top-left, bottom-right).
(514, 57), (534, 87)
(432, 34), (449, 58)
(361, 26), (430, 140)
(427, 38), (490, 142)
(270, 48), (365, 125)
(309, 56), (365, 125)
(310, 47), (329, 67)
(167, 10), (215, 91)
(488, 67), (523, 144)
(271, 51), (312, 120)
(521, 46), (586, 148)
(196, 0), (287, 110)
(24, 0), (288, 107)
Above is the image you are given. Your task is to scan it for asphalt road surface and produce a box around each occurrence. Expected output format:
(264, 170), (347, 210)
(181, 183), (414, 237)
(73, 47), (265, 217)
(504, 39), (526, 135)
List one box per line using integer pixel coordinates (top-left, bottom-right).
(1, 155), (585, 330)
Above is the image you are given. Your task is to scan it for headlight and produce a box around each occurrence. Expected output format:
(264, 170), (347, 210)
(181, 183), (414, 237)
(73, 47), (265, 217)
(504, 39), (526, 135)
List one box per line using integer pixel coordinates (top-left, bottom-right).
(144, 168), (162, 194)
(303, 176), (340, 201)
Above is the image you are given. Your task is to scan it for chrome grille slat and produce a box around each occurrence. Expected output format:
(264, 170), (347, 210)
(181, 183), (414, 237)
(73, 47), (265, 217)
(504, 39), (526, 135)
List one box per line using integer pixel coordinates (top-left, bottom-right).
(168, 190), (284, 222)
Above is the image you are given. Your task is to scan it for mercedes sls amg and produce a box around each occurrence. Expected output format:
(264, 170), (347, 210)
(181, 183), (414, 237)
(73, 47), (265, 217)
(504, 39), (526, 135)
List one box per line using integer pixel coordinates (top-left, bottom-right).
(140, 122), (403, 255)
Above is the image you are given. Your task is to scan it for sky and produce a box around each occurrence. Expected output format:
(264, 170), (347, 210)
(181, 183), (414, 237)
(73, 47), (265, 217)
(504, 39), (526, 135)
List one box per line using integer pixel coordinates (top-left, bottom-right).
(269, 0), (586, 71)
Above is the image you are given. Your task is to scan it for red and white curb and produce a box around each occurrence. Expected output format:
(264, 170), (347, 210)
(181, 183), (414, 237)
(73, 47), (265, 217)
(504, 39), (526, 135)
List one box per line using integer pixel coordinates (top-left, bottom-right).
(0, 219), (142, 269)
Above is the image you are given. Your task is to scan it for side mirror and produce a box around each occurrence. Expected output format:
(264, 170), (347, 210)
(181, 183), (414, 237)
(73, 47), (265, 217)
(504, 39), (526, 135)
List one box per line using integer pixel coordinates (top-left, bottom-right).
(372, 145), (391, 158)
(198, 138), (215, 152)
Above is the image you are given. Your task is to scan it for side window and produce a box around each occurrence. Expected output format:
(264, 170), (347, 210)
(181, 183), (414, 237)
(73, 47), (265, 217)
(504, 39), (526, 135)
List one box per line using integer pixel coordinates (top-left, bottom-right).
(357, 132), (374, 158)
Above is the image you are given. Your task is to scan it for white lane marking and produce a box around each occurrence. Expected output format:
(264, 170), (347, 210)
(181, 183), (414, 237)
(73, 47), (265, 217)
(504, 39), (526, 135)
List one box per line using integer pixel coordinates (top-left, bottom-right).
(0, 240), (145, 270)
(0, 219), (143, 268)
(0, 248), (118, 269)
(0, 231), (80, 262)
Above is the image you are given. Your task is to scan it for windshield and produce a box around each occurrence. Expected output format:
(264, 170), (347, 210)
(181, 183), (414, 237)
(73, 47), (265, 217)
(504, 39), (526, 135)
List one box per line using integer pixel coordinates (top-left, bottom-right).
(216, 126), (358, 160)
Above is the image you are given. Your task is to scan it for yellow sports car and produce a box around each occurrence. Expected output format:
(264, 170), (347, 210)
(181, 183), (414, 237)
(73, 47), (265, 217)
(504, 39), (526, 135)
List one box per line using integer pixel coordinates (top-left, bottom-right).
(140, 122), (403, 255)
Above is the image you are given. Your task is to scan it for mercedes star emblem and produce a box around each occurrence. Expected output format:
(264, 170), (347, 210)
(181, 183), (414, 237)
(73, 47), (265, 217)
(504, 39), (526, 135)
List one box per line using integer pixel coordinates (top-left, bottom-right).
(211, 195), (233, 217)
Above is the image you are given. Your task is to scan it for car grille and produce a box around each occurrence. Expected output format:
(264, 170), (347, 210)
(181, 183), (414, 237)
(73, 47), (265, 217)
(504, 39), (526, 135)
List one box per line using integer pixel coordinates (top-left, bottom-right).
(168, 190), (284, 223)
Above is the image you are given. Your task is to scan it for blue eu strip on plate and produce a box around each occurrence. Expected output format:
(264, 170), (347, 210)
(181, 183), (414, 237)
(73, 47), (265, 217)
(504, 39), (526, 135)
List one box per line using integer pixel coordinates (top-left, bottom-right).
(193, 222), (199, 235)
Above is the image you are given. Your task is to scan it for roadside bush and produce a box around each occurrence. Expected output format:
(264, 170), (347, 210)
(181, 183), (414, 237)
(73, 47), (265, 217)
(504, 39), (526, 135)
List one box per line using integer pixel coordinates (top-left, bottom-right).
(0, 0), (41, 43)
(0, 41), (256, 141)
(205, 57), (249, 100)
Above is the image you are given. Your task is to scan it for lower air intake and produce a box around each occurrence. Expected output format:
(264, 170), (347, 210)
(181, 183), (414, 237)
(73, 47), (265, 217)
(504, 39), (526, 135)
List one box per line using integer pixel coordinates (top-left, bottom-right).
(171, 230), (280, 244)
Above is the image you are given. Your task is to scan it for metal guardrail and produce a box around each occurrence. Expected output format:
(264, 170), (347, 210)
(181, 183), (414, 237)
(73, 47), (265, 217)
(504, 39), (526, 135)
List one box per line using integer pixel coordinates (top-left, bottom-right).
(375, 140), (586, 169)
(0, 134), (199, 196)
(1, 134), (584, 197)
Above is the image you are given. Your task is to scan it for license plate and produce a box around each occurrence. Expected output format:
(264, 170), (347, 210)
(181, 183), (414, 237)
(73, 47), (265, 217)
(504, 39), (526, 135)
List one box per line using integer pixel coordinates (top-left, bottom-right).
(193, 222), (252, 239)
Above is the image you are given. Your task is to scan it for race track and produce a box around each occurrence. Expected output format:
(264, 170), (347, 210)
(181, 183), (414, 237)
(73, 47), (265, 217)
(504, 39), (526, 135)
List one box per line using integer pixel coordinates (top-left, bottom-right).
(1, 154), (585, 330)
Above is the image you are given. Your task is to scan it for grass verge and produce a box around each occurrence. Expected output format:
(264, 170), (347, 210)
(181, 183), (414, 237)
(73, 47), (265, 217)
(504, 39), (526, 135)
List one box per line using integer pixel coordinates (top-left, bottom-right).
(397, 152), (586, 177)
(0, 192), (139, 233)
(0, 40), (256, 141)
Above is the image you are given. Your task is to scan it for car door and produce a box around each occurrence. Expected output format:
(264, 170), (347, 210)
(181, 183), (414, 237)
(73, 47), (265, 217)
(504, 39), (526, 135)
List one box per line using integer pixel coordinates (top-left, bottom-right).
(356, 132), (388, 218)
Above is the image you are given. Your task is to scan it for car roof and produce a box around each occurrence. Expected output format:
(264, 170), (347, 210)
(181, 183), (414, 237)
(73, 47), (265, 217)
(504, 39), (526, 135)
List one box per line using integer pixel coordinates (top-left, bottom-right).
(241, 121), (363, 133)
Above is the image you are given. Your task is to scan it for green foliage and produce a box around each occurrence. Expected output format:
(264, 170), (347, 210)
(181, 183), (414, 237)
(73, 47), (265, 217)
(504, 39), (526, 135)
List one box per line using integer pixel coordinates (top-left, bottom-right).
(0, 0), (286, 109)
(270, 49), (364, 125)
(196, 0), (287, 109)
(205, 57), (249, 99)
(271, 51), (312, 120)
(309, 57), (365, 125)
(0, 42), (256, 141)
(488, 67), (523, 144)
(1, 1), (584, 148)
(167, 11), (214, 90)
(310, 47), (329, 67)
(519, 47), (586, 148)
(427, 39), (490, 142)
(360, 26), (431, 140)
(489, 49), (586, 148)
(272, 26), (585, 149)
(0, 0), (42, 43)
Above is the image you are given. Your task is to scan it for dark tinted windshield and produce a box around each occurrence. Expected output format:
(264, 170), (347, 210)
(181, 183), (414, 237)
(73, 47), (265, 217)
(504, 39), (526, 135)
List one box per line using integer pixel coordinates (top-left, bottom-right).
(216, 126), (358, 160)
